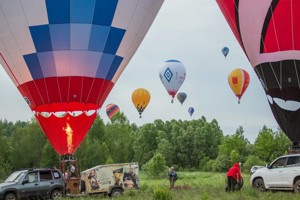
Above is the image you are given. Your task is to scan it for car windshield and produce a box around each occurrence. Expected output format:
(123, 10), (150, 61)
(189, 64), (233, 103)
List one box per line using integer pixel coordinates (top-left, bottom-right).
(5, 171), (26, 183)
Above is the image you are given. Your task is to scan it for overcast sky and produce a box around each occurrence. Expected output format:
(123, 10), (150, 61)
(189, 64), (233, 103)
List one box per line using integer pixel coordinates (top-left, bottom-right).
(0, 0), (279, 143)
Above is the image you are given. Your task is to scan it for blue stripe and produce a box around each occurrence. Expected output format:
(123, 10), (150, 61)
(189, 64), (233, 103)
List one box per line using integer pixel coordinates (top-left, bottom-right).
(165, 60), (181, 63)
(46, 0), (70, 24)
(89, 25), (110, 52)
(38, 52), (56, 77)
(24, 53), (43, 79)
(70, 0), (95, 23)
(106, 55), (123, 80)
(70, 24), (91, 50)
(49, 24), (70, 50)
(96, 53), (114, 78)
(104, 27), (125, 54)
(93, 0), (118, 26)
(30, 25), (53, 52)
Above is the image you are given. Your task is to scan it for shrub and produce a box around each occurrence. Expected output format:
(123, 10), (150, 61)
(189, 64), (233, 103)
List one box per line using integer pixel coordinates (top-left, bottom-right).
(153, 188), (172, 200)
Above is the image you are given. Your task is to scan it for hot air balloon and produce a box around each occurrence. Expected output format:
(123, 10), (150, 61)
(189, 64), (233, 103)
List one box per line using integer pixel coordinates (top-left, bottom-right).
(177, 92), (187, 106)
(216, 0), (300, 146)
(159, 60), (186, 103)
(228, 68), (250, 104)
(188, 107), (194, 117)
(106, 103), (120, 121)
(132, 88), (150, 118)
(0, 1), (164, 156)
(222, 47), (230, 58)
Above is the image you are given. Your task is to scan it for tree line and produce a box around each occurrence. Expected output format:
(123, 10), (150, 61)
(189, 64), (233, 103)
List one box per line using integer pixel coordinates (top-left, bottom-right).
(0, 112), (291, 179)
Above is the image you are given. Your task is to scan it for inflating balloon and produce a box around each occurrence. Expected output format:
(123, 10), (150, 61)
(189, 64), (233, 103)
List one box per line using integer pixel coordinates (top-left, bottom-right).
(177, 92), (187, 106)
(188, 107), (194, 117)
(0, 1), (164, 155)
(222, 47), (230, 58)
(228, 68), (250, 104)
(159, 60), (186, 103)
(132, 88), (150, 118)
(216, 0), (300, 145)
(106, 104), (120, 121)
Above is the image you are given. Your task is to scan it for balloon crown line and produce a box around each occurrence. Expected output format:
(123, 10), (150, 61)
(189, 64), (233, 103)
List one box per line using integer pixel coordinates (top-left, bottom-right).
(33, 109), (100, 118)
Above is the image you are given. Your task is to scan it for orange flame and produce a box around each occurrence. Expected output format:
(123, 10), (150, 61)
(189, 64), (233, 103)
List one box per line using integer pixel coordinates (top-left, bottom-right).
(63, 123), (73, 153)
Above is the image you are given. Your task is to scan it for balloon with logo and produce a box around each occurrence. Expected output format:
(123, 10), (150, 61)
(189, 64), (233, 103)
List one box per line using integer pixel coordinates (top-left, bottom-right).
(0, 1), (164, 155)
(106, 104), (120, 121)
(216, 0), (300, 144)
(177, 92), (187, 106)
(228, 68), (250, 104)
(222, 47), (230, 58)
(132, 88), (151, 118)
(159, 60), (186, 103)
(188, 107), (194, 117)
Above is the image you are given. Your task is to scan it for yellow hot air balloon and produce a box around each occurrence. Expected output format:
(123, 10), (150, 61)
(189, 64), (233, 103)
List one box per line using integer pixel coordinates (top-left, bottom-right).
(228, 68), (250, 104)
(132, 88), (151, 118)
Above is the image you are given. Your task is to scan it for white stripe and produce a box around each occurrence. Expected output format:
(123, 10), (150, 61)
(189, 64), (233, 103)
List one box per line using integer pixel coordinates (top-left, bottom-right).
(112, 0), (138, 29)
(21, 0), (48, 26)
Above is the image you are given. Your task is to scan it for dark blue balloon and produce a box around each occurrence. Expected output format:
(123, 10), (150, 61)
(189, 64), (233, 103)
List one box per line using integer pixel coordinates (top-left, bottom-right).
(222, 47), (229, 58)
(188, 107), (194, 117)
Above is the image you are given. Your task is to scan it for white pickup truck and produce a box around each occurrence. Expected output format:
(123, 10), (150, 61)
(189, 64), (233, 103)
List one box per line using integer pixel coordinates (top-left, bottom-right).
(250, 154), (300, 192)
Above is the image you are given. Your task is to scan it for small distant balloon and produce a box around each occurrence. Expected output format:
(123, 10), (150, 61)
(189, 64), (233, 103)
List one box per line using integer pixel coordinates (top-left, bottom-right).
(222, 47), (230, 58)
(159, 60), (186, 103)
(106, 104), (120, 120)
(188, 107), (194, 117)
(132, 88), (151, 118)
(177, 92), (187, 105)
(228, 68), (250, 104)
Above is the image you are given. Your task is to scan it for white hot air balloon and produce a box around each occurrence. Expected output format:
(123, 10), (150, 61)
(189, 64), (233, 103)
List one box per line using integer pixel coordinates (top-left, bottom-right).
(159, 60), (186, 103)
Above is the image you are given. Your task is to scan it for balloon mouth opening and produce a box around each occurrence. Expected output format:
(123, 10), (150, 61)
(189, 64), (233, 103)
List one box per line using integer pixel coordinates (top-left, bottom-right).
(267, 94), (300, 112)
(32, 102), (100, 118)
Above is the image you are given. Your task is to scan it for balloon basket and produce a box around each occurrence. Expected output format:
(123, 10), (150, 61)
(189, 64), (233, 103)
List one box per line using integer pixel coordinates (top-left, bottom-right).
(288, 142), (300, 154)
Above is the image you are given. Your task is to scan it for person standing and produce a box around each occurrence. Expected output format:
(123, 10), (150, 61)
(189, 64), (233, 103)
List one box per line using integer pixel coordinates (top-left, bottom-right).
(168, 167), (178, 189)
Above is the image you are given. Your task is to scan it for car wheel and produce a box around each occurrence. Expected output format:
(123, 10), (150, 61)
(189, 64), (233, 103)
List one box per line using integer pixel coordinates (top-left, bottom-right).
(4, 193), (17, 200)
(253, 178), (266, 192)
(294, 179), (300, 193)
(110, 188), (123, 198)
(51, 189), (63, 200)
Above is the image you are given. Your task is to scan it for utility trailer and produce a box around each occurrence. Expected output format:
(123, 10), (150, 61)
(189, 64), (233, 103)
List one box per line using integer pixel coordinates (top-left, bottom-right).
(80, 162), (140, 197)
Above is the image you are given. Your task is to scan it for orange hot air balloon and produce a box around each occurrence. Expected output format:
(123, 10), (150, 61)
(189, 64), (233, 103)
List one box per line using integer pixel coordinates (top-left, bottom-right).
(132, 88), (150, 118)
(228, 68), (250, 103)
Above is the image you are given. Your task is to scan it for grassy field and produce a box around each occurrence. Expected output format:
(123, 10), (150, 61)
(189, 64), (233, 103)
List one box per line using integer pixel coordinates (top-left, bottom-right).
(69, 171), (300, 200)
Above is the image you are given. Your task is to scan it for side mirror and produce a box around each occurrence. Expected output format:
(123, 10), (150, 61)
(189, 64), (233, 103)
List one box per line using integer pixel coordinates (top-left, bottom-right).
(22, 180), (29, 185)
(265, 164), (270, 169)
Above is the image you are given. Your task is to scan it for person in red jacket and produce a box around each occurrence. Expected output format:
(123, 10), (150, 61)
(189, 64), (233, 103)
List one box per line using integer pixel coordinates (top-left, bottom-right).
(226, 162), (243, 192)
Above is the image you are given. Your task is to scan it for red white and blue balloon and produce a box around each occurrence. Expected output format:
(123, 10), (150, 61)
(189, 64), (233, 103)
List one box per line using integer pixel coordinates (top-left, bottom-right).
(0, 0), (164, 155)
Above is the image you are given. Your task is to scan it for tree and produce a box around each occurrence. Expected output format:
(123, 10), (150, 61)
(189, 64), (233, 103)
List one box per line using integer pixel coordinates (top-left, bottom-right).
(142, 153), (167, 178)
(253, 126), (291, 162)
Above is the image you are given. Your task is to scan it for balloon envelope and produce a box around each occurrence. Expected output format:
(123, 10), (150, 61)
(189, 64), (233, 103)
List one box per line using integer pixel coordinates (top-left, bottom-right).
(132, 88), (151, 118)
(228, 68), (250, 103)
(159, 60), (186, 102)
(177, 92), (187, 105)
(106, 103), (120, 120)
(222, 47), (229, 58)
(0, 1), (164, 155)
(188, 107), (194, 117)
(217, 0), (300, 143)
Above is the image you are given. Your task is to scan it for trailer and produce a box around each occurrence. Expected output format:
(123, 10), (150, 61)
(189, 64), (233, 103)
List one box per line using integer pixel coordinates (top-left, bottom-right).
(79, 162), (140, 197)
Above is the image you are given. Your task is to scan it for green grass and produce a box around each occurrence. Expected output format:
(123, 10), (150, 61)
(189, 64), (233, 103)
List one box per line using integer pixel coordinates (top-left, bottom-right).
(68, 171), (300, 200)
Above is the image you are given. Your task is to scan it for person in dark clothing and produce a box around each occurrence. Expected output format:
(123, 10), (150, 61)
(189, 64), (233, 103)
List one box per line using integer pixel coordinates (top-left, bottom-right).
(167, 167), (178, 188)
(226, 163), (243, 192)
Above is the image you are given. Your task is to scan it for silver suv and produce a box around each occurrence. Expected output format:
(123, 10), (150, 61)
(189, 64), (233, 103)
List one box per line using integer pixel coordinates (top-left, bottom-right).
(0, 168), (65, 200)
(250, 154), (300, 192)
